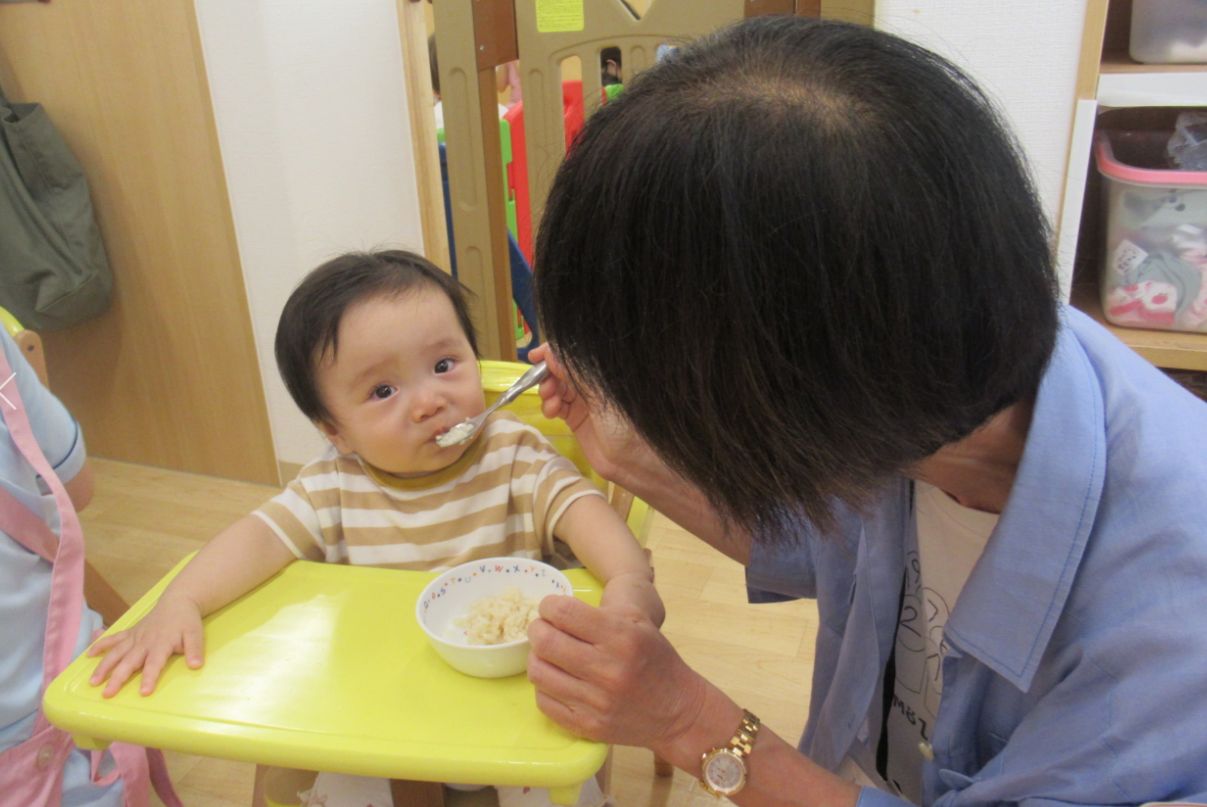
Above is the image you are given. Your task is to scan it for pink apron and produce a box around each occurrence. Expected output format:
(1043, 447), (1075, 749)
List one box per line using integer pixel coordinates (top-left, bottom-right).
(0, 347), (181, 807)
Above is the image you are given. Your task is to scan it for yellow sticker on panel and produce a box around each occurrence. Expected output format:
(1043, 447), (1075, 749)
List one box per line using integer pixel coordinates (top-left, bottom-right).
(536, 0), (585, 33)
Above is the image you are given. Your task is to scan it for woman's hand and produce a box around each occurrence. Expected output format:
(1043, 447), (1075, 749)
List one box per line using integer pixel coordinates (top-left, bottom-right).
(528, 344), (752, 565)
(528, 344), (666, 492)
(526, 594), (708, 752)
(86, 594), (205, 697)
(529, 597), (863, 807)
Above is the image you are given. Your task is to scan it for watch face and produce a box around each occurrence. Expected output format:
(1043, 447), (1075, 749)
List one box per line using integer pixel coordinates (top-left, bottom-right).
(704, 750), (746, 795)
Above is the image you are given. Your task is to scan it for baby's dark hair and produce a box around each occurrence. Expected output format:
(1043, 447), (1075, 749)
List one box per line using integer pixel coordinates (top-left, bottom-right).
(536, 17), (1059, 540)
(275, 249), (478, 425)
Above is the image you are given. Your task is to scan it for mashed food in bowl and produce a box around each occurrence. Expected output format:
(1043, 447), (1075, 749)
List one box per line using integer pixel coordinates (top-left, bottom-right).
(452, 587), (541, 645)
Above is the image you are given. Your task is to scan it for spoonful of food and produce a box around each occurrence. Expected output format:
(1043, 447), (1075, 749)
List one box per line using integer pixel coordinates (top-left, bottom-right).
(436, 361), (551, 448)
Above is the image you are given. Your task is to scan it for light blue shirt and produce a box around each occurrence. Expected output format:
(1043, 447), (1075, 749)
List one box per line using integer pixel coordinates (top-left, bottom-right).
(747, 307), (1207, 807)
(0, 329), (119, 807)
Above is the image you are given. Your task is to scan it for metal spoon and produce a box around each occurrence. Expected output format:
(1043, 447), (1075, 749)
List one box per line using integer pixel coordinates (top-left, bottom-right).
(436, 361), (551, 447)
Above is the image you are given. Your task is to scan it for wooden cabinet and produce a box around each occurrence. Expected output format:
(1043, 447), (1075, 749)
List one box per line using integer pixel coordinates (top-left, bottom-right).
(0, 1), (279, 484)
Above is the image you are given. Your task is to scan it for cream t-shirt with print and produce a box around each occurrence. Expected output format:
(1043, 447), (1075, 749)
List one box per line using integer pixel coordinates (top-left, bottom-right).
(255, 411), (603, 571)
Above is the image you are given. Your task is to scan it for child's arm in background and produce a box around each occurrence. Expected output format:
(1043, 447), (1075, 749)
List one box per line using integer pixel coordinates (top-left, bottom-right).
(87, 514), (296, 697)
(554, 494), (665, 627)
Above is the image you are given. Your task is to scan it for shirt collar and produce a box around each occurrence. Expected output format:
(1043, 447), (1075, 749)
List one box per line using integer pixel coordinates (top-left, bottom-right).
(360, 428), (486, 491)
(943, 310), (1107, 692)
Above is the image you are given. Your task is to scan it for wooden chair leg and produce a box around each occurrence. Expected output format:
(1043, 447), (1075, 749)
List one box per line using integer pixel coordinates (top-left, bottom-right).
(251, 764), (269, 807)
(13, 329), (48, 387)
(653, 753), (674, 777)
(390, 779), (446, 807)
(252, 765), (318, 807)
(595, 747), (613, 794)
(607, 484), (634, 523)
(84, 560), (130, 627)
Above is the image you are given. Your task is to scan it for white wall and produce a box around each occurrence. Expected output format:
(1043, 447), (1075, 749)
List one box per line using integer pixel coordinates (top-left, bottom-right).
(193, 0), (426, 471)
(875, 0), (1089, 291)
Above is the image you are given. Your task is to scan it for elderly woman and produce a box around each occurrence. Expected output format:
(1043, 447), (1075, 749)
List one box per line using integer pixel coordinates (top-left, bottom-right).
(524, 15), (1207, 807)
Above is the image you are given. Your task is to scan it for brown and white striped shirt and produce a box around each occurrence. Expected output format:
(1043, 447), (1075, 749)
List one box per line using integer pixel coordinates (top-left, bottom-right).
(255, 412), (603, 571)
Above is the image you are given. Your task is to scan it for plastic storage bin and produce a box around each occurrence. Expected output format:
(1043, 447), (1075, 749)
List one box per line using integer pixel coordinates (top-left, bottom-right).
(1095, 129), (1207, 332)
(1130, 0), (1207, 63)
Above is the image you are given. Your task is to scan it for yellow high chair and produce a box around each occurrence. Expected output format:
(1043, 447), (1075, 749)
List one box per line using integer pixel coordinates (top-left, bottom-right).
(43, 361), (658, 807)
(252, 362), (658, 806)
(0, 306), (130, 627)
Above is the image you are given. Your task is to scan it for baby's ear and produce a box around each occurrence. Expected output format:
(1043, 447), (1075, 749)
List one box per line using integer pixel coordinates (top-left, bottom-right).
(316, 420), (351, 455)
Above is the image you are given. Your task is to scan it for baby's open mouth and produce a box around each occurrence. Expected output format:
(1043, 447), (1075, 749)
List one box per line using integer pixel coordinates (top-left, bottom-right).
(436, 420), (476, 448)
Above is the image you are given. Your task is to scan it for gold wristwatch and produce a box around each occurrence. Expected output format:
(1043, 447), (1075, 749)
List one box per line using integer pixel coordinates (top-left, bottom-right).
(699, 709), (760, 798)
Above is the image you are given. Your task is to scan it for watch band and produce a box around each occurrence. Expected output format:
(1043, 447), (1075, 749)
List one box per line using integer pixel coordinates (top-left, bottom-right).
(731, 709), (760, 756)
(699, 709), (761, 797)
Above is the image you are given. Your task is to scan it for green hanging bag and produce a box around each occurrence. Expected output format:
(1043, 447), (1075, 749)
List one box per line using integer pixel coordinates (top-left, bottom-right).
(0, 83), (112, 331)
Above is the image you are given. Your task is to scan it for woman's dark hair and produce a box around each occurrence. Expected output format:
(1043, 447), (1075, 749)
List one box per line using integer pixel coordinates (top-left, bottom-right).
(276, 249), (477, 425)
(535, 17), (1059, 540)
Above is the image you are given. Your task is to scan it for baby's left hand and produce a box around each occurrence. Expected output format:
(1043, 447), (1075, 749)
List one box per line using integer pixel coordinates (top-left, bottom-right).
(600, 572), (665, 628)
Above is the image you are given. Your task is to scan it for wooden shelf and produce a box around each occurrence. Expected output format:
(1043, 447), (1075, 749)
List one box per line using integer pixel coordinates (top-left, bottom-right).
(1101, 51), (1207, 74)
(1097, 53), (1207, 106)
(1072, 282), (1207, 371)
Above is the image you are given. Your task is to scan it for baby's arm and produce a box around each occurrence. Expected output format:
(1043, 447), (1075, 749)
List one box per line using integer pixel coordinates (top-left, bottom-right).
(87, 514), (295, 697)
(554, 494), (665, 627)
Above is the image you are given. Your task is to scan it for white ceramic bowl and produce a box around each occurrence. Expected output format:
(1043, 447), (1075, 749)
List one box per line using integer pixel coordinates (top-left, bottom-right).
(416, 557), (573, 678)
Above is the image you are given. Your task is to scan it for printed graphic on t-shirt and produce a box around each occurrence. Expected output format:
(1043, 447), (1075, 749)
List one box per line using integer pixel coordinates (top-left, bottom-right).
(885, 548), (948, 802)
(884, 483), (996, 805)
(891, 548), (948, 739)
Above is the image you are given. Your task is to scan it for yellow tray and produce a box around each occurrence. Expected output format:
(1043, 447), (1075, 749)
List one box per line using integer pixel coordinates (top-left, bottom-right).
(44, 557), (606, 801)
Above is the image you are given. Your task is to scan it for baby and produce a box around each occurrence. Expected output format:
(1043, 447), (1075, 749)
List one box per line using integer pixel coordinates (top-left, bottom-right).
(88, 249), (663, 806)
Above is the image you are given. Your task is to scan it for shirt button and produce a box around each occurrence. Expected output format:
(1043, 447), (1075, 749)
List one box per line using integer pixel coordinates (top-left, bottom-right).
(36, 743), (55, 769)
(918, 741), (935, 761)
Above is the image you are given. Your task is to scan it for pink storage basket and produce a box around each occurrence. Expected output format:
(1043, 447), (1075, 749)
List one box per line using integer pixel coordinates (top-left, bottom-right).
(1094, 129), (1207, 333)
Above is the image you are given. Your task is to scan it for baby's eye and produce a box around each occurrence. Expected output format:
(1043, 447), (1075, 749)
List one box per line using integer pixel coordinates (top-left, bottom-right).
(371, 384), (396, 400)
(434, 359), (453, 374)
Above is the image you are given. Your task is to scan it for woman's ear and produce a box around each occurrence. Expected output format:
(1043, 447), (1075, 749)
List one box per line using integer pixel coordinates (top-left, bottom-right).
(317, 420), (351, 455)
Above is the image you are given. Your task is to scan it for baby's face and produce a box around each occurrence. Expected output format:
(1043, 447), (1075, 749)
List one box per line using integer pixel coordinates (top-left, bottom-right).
(315, 287), (486, 476)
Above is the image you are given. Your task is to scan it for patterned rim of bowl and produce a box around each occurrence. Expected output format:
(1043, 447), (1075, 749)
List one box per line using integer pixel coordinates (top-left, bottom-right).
(417, 558), (572, 648)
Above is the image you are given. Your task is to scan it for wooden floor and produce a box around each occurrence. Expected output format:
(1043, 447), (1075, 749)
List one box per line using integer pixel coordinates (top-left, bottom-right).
(80, 458), (820, 807)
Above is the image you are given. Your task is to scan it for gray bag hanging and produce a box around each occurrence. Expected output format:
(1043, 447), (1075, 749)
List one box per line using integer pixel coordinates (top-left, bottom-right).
(0, 83), (112, 331)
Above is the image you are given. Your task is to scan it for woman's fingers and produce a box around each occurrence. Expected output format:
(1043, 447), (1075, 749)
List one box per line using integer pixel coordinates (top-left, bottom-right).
(532, 685), (613, 743)
(527, 343), (550, 365)
(528, 630), (629, 743)
(530, 344), (590, 426)
(528, 596), (703, 751)
(527, 620), (605, 689)
(536, 593), (614, 646)
(535, 353), (578, 421)
(539, 379), (568, 421)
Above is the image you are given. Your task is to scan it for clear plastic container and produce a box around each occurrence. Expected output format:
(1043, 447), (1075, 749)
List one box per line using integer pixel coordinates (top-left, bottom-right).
(1095, 129), (1207, 332)
(1130, 0), (1207, 64)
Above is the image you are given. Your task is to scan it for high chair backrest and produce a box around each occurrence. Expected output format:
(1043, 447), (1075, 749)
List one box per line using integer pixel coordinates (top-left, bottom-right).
(0, 306), (49, 387)
(480, 360), (654, 544)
